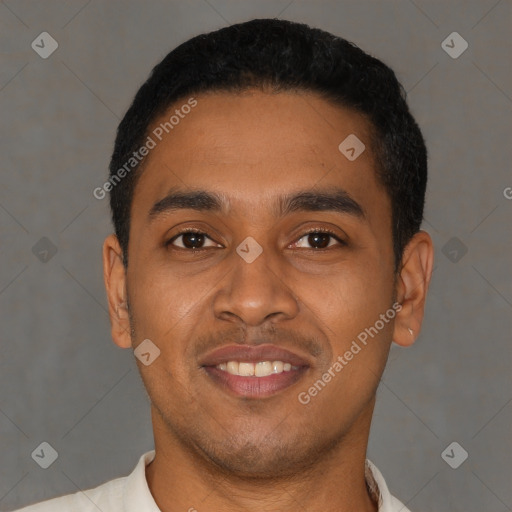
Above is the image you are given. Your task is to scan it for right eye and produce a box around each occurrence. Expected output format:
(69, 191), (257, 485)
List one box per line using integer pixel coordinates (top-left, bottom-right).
(166, 229), (221, 250)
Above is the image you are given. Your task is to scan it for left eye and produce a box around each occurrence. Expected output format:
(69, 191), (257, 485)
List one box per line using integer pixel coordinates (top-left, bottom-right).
(293, 231), (344, 250)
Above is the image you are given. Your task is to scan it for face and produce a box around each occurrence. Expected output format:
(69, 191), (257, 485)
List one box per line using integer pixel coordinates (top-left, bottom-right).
(104, 89), (430, 478)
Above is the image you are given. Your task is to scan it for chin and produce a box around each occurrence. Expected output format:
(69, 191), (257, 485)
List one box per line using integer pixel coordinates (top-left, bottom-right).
(196, 426), (341, 479)
(206, 444), (312, 478)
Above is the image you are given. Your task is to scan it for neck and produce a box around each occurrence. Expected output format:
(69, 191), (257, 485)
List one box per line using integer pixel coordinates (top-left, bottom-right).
(145, 403), (379, 512)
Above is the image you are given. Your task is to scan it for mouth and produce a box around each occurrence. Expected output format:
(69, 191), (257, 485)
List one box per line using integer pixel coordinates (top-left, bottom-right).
(200, 344), (311, 399)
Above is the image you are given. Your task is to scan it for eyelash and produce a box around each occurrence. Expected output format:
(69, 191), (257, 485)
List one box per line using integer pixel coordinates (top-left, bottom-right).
(165, 227), (346, 251)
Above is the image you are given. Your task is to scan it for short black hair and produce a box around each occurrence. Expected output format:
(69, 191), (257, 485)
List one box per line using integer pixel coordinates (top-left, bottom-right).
(108, 18), (427, 272)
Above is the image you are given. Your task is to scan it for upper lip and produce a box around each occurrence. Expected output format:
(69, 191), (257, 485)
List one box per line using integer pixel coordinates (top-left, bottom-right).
(199, 344), (311, 367)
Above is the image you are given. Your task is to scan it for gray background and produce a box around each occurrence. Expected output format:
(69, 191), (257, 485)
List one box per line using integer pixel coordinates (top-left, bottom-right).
(1, 0), (511, 511)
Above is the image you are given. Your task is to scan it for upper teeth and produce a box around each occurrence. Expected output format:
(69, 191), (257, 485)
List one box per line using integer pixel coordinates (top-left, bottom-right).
(216, 361), (297, 377)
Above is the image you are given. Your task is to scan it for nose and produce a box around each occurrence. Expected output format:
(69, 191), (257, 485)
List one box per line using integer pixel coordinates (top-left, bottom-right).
(212, 246), (299, 327)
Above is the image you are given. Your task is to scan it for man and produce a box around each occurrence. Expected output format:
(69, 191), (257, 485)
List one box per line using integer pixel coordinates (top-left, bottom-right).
(15, 18), (433, 512)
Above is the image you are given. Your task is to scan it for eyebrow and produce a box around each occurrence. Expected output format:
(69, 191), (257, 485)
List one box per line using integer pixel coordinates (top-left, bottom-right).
(147, 186), (366, 222)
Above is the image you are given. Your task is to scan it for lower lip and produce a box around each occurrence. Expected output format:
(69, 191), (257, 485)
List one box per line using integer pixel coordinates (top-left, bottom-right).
(203, 366), (308, 398)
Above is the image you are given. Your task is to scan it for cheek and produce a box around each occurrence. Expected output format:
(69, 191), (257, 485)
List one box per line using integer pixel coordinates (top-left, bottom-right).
(295, 264), (392, 343)
(128, 276), (198, 395)
(127, 268), (203, 370)
(131, 265), (199, 320)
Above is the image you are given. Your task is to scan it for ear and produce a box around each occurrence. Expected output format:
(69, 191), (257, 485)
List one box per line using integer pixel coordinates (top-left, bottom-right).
(392, 230), (434, 347)
(102, 234), (132, 349)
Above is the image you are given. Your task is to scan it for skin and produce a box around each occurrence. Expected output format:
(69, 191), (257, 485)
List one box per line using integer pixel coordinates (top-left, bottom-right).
(103, 89), (434, 512)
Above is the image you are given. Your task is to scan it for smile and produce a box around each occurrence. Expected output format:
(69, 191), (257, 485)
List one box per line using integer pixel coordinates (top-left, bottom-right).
(200, 344), (311, 399)
(216, 360), (299, 377)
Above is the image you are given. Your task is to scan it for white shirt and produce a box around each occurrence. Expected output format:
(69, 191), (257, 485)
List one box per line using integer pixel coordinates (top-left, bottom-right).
(12, 450), (411, 512)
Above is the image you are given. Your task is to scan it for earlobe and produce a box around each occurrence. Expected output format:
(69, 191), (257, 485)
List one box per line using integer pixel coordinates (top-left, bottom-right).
(102, 234), (133, 349)
(392, 230), (434, 347)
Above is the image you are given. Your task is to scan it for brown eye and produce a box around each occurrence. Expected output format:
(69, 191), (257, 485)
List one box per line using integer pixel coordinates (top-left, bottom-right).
(294, 230), (345, 250)
(167, 230), (219, 250)
(307, 232), (331, 249)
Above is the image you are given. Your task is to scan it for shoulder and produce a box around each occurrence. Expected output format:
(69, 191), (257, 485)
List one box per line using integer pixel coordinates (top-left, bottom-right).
(365, 459), (413, 512)
(10, 475), (127, 512)
(9, 450), (157, 512)
(388, 494), (413, 512)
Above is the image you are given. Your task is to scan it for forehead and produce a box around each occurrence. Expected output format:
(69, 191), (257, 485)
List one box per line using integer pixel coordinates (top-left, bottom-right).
(132, 89), (388, 222)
